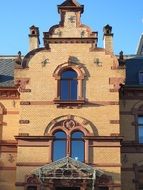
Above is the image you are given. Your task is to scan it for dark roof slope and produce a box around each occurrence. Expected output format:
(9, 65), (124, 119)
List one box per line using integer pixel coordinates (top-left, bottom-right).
(126, 56), (143, 85)
(59, 0), (81, 7)
(0, 59), (15, 87)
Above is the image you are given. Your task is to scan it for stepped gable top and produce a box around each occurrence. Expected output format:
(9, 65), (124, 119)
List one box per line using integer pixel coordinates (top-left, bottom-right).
(58, 0), (84, 13)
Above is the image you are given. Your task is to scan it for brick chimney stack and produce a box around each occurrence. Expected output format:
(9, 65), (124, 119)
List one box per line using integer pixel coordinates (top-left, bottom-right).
(29, 25), (40, 51)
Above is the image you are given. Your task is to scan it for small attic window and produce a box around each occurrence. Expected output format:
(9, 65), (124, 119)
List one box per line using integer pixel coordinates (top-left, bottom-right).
(139, 71), (143, 84)
(106, 29), (110, 34)
(32, 30), (35, 35)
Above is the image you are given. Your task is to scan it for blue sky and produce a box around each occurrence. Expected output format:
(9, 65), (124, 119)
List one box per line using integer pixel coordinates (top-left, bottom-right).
(0, 0), (143, 55)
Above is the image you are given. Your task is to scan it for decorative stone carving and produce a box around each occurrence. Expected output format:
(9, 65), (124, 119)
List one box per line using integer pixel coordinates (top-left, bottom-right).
(8, 154), (15, 163)
(15, 78), (30, 92)
(63, 119), (76, 130)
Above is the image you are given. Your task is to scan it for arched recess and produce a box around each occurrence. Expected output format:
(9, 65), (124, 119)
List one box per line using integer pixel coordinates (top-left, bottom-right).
(44, 115), (98, 163)
(53, 60), (86, 102)
(25, 175), (41, 190)
(44, 115), (98, 136)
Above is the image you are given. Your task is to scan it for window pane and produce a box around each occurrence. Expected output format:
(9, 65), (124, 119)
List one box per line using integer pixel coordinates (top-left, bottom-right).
(72, 131), (84, 138)
(60, 80), (69, 100)
(71, 140), (84, 162)
(60, 69), (78, 101)
(139, 127), (143, 143)
(53, 131), (67, 161)
(54, 131), (66, 138)
(53, 140), (66, 161)
(139, 72), (143, 84)
(70, 80), (77, 100)
(138, 116), (143, 124)
(61, 70), (77, 79)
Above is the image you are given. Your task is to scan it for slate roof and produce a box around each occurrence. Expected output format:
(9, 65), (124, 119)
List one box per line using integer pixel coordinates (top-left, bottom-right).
(125, 56), (143, 85)
(59, 0), (81, 7)
(0, 59), (15, 87)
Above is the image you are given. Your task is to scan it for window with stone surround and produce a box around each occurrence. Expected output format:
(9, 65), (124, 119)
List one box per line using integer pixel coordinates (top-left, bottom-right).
(53, 62), (86, 106)
(53, 130), (84, 161)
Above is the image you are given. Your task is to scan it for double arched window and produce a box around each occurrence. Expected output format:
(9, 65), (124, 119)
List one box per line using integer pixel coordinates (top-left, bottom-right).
(60, 69), (77, 101)
(53, 130), (84, 162)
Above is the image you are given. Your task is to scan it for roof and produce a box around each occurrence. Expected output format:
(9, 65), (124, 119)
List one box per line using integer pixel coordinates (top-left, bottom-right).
(59, 0), (81, 7)
(0, 59), (15, 87)
(32, 157), (103, 181)
(125, 56), (143, 85)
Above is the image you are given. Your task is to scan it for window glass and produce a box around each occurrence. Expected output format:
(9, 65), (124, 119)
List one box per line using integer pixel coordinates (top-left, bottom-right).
(61, 69), (77, 79)
(138, 116), (143, 124)
(71, 131), (84, 162)
(55, 131), (66, 138)
(72, 131), (84, 138)
(53, 130), (85, 162)
(139, 71), (143, 84)
(53, 131), (67, 161)
(138, 116), (143, 143)
(60, 69), (77, 101)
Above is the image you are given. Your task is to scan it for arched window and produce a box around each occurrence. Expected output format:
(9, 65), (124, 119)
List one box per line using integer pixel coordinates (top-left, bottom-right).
(60, 69), (77, 101)
(53, 131), (67, 161)
(53, 130), (85, 161)
(71, 131), (84, 162)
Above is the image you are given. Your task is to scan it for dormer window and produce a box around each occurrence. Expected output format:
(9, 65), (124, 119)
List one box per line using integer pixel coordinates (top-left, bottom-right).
(139, 71), (143, 84)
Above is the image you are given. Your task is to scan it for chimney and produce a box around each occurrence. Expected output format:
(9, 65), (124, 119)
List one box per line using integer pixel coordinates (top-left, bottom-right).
(103, 24), (113, 53)
(29, 25), (40, 51)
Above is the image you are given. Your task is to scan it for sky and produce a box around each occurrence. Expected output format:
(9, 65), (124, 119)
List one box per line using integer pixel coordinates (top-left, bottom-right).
(0, 0), (143, 55)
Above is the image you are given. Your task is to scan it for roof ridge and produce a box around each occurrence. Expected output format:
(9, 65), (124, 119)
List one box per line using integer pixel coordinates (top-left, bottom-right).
(59, 0), (81, 7)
